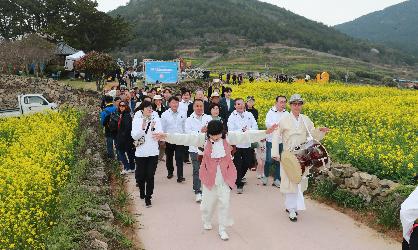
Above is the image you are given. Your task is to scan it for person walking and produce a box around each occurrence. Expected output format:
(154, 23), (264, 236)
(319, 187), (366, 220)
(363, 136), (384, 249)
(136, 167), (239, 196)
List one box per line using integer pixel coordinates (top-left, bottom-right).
(263, 95), (289, 187)
(153, 94), (167, 161)
(116, 101), (136, 175)
(100, 96), (121, 159)
(185, 99), (212, 202)
(220, 87), (235, 124)
(227, 98), (258, 194)
(161, 96), (187, 182)
(155, 120), (277, 241)
(131, 100), (163, 208)
(272, 94), (329, 222)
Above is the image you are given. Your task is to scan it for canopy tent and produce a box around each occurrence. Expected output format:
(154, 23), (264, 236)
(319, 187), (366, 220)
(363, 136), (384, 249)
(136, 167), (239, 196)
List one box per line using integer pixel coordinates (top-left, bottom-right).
(64, 51), (85, 71)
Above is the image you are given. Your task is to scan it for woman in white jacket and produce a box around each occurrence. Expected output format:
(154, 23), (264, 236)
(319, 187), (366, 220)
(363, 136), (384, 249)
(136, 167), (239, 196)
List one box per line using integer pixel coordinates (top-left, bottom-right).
(131, 100), (163, 208)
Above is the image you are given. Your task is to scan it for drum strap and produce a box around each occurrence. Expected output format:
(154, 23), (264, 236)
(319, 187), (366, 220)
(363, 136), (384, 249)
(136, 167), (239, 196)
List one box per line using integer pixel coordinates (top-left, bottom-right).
(301, 115), (314, 142)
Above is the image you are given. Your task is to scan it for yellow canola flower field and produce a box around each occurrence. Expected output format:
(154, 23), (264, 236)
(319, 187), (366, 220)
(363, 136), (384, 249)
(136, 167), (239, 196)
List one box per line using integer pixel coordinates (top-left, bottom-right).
(231, 81), (418, 183)
(0, 109), (80, 249)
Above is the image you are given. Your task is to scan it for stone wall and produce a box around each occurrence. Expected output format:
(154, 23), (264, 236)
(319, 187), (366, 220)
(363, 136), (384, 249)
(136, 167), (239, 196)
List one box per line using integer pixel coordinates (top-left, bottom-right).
(318, 163), (400, 203)
(0, 75), (100, 109)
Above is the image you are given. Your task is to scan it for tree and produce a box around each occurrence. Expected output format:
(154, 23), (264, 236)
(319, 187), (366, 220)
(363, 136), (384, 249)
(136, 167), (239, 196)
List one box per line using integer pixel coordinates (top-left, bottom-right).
(0, 34), (55, 75)
(74, 51), (118, 91)
(61, 12), (132, 52)
(0, 0), (131, 52)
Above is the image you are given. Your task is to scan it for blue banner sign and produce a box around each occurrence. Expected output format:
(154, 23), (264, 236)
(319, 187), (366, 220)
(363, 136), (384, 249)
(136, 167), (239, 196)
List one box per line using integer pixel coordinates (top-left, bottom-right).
(145, 61), (179, 84)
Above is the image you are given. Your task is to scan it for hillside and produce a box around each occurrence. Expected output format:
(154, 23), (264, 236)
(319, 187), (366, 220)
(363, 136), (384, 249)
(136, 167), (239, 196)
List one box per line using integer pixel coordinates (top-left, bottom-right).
(109, 0), (415, 65)
(180, 45), (418, 83)
(335, 0), (418, 58)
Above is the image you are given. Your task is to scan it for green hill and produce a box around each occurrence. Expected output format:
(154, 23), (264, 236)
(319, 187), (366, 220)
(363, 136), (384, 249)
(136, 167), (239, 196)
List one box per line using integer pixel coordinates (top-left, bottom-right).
(182, 45), (418, 83)
(335, 0), (418, 58)
(110, 0), (415, 65)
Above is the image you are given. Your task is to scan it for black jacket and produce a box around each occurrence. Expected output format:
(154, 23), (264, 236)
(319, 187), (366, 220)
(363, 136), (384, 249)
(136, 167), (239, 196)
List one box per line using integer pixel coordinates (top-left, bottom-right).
(219, 98), (235, 122)
(154, 104), (167, 118)
(208, 86), (226, 98)
(247, 107), (259, 122)
(116, 111), (134, 151)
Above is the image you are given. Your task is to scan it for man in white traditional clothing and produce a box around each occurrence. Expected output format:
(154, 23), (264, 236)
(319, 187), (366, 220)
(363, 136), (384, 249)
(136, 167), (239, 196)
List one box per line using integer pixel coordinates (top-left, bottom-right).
(272, 94), (330, 222)
(401, 186), (418, 250)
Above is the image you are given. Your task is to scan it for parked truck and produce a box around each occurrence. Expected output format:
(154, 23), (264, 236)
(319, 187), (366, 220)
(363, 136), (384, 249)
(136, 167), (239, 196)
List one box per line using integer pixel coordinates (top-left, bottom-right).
(0, 94), (58, 118)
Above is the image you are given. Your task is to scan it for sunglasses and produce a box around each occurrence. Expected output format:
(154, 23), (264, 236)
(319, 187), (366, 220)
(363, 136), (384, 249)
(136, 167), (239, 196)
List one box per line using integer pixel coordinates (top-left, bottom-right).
(291, 102), (303, 106)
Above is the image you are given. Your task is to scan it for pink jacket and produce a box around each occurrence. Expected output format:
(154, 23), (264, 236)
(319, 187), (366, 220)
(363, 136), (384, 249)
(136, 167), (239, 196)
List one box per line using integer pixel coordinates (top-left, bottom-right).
(199, 139), (237, 190)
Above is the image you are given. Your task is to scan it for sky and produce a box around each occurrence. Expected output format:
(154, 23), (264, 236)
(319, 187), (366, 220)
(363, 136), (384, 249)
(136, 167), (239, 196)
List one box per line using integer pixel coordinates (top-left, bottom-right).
(96, 0), (407, 26)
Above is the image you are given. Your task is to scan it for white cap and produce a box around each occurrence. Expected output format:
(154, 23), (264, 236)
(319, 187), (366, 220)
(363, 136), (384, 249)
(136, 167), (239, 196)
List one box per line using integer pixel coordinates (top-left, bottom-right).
(289, 94), (304, 104)
(107, 89), (117, 98)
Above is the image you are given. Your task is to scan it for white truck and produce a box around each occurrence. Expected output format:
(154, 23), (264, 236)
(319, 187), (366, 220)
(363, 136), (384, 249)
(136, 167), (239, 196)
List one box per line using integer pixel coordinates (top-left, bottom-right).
(0, 94), (58, 118)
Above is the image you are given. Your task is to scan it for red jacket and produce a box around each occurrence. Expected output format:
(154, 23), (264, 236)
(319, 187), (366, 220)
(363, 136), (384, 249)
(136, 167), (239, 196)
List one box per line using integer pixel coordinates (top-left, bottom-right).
(199, 139), (237, 190)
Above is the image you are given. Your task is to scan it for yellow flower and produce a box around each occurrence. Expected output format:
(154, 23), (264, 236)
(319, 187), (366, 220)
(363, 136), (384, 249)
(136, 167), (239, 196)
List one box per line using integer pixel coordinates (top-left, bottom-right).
(0, 109), (81, 249)
(231, 81), (418, 182)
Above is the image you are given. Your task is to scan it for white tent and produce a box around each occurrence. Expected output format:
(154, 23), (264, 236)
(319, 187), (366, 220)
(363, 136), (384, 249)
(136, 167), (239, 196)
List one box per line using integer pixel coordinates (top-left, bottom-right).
(64, 51), (85, 71)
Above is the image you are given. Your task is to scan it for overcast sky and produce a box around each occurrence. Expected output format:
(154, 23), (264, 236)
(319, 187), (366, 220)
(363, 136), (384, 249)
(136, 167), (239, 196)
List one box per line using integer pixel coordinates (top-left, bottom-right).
(96, 0), (407, 26)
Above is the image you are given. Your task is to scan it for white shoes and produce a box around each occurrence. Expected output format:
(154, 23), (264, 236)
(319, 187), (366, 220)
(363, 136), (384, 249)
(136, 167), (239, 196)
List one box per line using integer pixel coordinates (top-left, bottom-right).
(272, 179), (281, 188)
(261, 176), (268, 186)
(120, 170), (128, 175)
(195, 193), (202, 203)
(203, 223), (212, 230)
(256, 173), (263, 179)
(237, 187), (243, 194)
(129, 169), (135, 174)
(289, 210), (298, 222)
(218, 230), (229, 241)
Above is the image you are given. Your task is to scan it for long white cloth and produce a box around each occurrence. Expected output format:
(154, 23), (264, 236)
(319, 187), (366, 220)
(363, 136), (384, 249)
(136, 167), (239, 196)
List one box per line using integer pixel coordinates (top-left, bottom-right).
(401, 187), (418, 243)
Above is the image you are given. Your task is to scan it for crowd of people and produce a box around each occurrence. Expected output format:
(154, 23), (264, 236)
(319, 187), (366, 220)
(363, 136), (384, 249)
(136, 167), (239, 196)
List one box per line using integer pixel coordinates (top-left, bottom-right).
(99, 79), (330, 240)
(107, 78), (418, 243)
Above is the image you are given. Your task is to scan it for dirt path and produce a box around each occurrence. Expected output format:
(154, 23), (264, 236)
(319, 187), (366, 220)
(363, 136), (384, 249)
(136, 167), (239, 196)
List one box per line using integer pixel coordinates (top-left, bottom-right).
(126, 160), (399, 250)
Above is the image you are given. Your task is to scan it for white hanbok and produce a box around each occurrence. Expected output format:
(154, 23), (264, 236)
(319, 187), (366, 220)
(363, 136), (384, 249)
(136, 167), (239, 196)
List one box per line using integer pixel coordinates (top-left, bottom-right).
(272, 113), (325, 212)
(401, 187), (418, 243)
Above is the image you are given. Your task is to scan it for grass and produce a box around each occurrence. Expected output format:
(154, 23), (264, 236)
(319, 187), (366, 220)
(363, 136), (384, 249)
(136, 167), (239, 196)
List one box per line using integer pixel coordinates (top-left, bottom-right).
(58, 79), (122, 91)
(45, 113), (139, 249)
(59, 79), (98, 91)
(46, 118), (94, 249)
(308, 178), (416, 233)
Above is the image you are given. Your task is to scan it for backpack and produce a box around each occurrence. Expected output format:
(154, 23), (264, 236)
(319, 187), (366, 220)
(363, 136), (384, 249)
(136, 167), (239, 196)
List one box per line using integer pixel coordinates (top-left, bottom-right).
(107, 111), (120, 132)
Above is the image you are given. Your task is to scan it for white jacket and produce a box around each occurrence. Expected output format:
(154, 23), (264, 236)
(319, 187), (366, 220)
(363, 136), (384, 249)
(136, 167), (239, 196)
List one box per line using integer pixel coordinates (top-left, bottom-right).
(131, 112), (163, 157)
(160, 108), (187, 134)
(401, 187), (418, 243)
(185, 112), (212, 153)
(265, 106), (289, 142)
(178, 99), (192, 114)
(227, 110), (258, 148)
